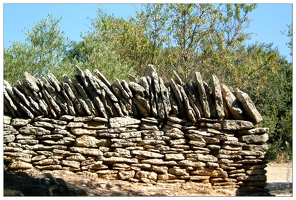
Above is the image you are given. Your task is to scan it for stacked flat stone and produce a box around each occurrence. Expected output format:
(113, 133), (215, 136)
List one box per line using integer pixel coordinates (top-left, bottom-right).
(3, 65), (270, 196)
(4, 116), (270, 195)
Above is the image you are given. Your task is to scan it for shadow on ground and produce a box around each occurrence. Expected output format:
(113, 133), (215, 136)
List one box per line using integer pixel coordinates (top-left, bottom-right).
(266, 182), (293, 196)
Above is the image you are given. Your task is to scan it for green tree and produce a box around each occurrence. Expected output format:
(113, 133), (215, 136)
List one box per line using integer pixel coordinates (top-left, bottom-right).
(109, 3), (257, 81)
(62, 8), (137, 81)
(4, 14), (71, 85)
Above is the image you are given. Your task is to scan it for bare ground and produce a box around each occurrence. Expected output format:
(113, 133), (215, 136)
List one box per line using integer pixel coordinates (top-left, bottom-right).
(265, 162), (293, 196)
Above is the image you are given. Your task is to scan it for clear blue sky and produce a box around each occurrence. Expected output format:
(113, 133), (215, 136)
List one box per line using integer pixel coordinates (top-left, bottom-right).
(2, 2), (293, 62)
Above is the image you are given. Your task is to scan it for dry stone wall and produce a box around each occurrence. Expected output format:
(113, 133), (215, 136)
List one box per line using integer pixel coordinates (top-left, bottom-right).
(3, 65), (270, 195)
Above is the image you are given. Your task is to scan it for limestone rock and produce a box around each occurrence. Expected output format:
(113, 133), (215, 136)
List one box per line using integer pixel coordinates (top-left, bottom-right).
(66, 153), (86, 162)
(212, 75), (225, 120)
(186, 154), (218, 162)
(109, 117), (141, 128)
(102, 157), (138, 164)
(23, 72), (40, 92)
(18, 126), (51, 135)
(234, 88), (263, 124)
(221, 120), (254, 130)
(179, 85), (197, 122)
(93, 69), (112, 88)
(168, 167), (188, 176)
(70, 128), (96, 136)
(60, 160), (80, 169)
(195, 72), (211, 118)
(170, 79), (186, 119)
(159, 77), (171, 118)
(129, 82), (145, 96)
(239, 134), (269, 144)
(33, 158), (59, 165)
(150, 165), (168, 173)
(221, 84), (243, 119)
(141, 159), (177, 166)
(164, 154), (185, 160)
(75, 135), (104, 147)
(118, 170), (136, 180)
(165, 128), (184, 139)
(131, 150), (164, 158)
(238, 127), (269, 135)
(69, 147), (103, 156)
(11, 118), (32, 126)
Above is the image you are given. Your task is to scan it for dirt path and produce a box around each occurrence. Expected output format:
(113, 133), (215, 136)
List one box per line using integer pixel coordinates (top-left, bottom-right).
(266, 162), (293, 196)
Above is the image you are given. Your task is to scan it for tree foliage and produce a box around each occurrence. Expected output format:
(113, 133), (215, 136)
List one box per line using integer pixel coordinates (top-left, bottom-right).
(4, 14), (71, 85)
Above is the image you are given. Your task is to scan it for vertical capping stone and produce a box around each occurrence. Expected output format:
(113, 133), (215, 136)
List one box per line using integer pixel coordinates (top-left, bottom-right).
(212, 75), (225, 120)
(23, 72), (40, 92)
(221, 84), (243, 120)
(234, 88), (263, 124)
(194, 72), (211, 118)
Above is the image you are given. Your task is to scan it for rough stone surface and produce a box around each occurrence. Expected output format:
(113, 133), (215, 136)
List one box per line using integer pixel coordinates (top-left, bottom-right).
(212, 75), (225, 120)
(3, 68), (271, 196)
(234, 88), (263, 124)
(221, 120), (254, 130)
